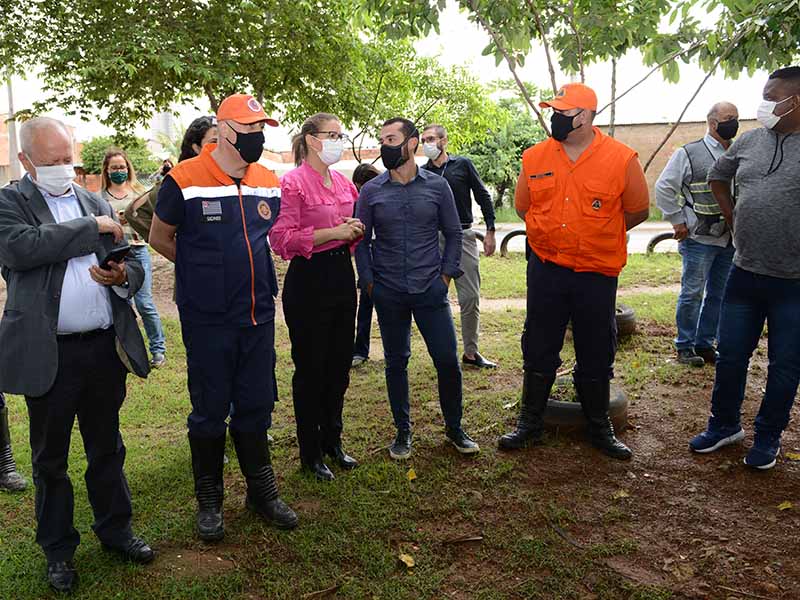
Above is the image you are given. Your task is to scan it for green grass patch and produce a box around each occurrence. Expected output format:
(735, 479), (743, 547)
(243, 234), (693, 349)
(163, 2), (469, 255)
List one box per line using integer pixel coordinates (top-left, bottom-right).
(480, 252), (681, 300)
(1, 305), (680, 599)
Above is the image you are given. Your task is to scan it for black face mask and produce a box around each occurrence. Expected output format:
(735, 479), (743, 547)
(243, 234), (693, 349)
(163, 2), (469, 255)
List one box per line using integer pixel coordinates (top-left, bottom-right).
(228, 127), (265, 163)
(551, 110), (583, 142)
(381, 139), (410, 170)
(715, 118), (739, 141)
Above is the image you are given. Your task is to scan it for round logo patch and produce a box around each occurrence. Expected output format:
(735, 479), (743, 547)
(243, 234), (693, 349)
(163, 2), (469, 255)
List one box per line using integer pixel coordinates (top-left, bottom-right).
(257, 200), (271, 221)
(247, 97), (262, 113)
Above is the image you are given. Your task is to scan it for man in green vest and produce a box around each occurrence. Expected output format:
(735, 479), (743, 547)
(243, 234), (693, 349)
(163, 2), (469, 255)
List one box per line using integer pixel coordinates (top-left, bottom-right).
(655, 101), (738, 367)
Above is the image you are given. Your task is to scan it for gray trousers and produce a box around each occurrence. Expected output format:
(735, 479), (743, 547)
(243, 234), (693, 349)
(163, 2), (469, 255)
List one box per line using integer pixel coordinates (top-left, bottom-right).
(440, 229), (481, 356)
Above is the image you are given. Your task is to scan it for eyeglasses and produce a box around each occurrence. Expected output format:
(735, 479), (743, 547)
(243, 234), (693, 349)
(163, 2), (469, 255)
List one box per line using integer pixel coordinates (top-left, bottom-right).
(421, 135), (440, 144)
(313, 131), (350, 142)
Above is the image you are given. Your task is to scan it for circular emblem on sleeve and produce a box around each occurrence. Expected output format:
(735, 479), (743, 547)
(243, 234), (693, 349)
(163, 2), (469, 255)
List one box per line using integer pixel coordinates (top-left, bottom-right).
(257, 200), (271, 220)
(247, 97), (262, 112)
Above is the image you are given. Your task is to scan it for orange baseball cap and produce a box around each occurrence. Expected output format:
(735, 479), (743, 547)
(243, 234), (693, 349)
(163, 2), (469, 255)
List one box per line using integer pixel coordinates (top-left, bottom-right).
(216, 93), (279, 127)
(539, 83), (598, 112)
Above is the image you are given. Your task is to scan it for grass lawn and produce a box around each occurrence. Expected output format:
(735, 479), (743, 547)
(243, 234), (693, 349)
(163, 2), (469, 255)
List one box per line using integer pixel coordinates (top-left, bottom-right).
(3, 265), (796, 600)
(480, 253), (681, 300)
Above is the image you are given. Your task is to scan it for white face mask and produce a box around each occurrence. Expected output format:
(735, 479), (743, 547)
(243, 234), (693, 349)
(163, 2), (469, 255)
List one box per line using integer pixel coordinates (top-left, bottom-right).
(422, 142), (441, 160)
(33, 163), (76, 196)
(318, 138), (344, 166)
(757, 96), (797, 130)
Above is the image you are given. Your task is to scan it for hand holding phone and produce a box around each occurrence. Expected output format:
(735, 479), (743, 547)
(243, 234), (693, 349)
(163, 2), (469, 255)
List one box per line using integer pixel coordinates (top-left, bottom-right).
(99, 245), (131, 270)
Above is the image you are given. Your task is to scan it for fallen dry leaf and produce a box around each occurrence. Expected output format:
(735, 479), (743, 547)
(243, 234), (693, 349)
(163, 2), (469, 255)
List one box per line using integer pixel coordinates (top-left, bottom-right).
(612, 489), (630, 500)
(777, 501), (793, 511)
(407, 468), (417, 482)
(442, 534), (484, 545)
(785, 452), (800, 461)
(398, 553), (415, 568)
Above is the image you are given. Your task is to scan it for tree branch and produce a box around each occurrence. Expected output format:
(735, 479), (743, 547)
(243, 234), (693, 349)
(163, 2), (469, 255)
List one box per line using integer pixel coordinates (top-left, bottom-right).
(352, 72), (386, 163)
(567, 0), (585, 82)
(469, 0), (550, 134)
(525, 0), (558, 95)
(596, 40), (704, 115)
(643, 29), (750, 172)
(204, 84), (219, 112)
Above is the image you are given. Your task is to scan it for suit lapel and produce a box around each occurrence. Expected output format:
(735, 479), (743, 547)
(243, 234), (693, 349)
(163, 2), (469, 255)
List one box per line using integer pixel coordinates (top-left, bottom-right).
(19, 176), (56, 225)
(74, 185), (98, 220)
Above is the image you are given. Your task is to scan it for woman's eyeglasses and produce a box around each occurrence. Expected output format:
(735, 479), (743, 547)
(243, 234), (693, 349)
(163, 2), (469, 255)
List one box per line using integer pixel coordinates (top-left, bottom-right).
(313, 131), (350, 142)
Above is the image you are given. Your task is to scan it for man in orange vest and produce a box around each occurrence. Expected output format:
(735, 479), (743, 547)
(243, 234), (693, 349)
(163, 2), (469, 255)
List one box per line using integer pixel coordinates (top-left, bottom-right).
(499, 83), (650, 460)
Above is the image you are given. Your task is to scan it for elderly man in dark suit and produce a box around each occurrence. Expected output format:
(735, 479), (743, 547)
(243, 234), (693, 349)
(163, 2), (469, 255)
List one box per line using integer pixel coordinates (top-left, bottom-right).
(0, 117), (154, 593)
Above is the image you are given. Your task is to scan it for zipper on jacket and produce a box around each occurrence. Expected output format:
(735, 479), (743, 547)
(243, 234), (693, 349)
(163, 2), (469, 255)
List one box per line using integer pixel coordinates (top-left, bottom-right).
(236, 185), (258, 326)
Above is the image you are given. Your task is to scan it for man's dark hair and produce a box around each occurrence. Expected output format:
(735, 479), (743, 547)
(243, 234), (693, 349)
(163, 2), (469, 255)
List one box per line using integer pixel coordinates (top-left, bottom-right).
(422, 123), (447, 139)
(382, 117), (419, 140)
(179, 116), (215, 162)
(352, 163), (381, 190)
(768, 66), (800, 93)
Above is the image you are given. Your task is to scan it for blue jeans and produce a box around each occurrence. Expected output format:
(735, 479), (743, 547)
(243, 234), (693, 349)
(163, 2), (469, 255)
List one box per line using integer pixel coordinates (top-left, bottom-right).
(675, 238), (734, 350)
(130, 245), (166, 356)
(372, 278), (463, 432)
(708, 266), (800, 443)
(353, 287), (373, 359)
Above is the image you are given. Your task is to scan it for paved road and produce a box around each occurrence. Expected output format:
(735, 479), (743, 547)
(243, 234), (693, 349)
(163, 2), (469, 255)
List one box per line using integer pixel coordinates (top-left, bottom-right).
(473, 220), (678, 255)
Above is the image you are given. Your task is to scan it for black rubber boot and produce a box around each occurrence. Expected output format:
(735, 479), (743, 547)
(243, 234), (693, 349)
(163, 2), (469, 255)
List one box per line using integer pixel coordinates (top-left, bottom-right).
(498, 371), (554, 450)
(574, 377), (632, 461)
(0, 406), (27, 492)
(188, 433), (226, 542)
(231, 430), (298, 530)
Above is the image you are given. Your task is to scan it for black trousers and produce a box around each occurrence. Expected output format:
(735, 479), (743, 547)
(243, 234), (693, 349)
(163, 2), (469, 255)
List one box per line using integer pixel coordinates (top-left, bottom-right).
(25, 329), (133, 562)
(524, 254), (618, 380)
(282, 247), (356, 464)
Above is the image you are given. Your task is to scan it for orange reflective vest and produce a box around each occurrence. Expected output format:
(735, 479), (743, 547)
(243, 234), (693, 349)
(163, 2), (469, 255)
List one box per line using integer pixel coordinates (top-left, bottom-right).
(520, 128), (637, 277)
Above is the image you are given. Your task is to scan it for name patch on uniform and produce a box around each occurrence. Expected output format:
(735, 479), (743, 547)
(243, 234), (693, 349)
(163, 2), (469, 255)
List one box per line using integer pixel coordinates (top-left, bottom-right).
(201, 200), (223, 223)
(529, 171), (554, 180)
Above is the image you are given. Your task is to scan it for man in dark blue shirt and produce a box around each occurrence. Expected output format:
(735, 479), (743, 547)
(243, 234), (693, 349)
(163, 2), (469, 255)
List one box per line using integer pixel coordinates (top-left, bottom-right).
(355, 117), (480, 460)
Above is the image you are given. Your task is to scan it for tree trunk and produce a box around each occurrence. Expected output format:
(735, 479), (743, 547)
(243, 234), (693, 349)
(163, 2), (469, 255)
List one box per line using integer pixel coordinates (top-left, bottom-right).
(495, 181), (508, 208)
(609, 58), (617, 138)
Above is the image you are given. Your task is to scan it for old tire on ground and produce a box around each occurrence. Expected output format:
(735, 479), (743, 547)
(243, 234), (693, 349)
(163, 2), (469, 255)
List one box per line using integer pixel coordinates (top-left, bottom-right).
(646, 231), (675, 254)
(543, 377), (628, 433)
(616, 303), (636, 338)
(500, 229), (527, 257)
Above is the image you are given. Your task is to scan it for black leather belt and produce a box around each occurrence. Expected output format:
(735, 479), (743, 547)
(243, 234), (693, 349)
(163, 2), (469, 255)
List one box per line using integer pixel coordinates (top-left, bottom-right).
(57, 328), (112, 342)
(461, 224), (473, 230)
(316, 245), (350, 258)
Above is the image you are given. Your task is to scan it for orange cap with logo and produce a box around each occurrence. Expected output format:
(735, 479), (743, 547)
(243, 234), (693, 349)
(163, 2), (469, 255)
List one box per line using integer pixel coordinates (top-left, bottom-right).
(539, 83), (598, 112)
(216, 94), (279, 127)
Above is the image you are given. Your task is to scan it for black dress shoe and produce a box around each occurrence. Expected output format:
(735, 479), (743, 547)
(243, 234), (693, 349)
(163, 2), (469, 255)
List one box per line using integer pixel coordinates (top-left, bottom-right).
(462, 353), (497, 368)
(324, 446), (359, 470)
(694, 346), (717, 365)
(102, 536), (155, 564)
(302, 460), (335, 481)
(47, 560), (78, 593)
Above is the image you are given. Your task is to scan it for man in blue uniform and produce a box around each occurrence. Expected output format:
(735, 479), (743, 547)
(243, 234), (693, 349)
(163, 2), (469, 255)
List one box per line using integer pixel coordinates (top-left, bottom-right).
(150, 94), (297, 541)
